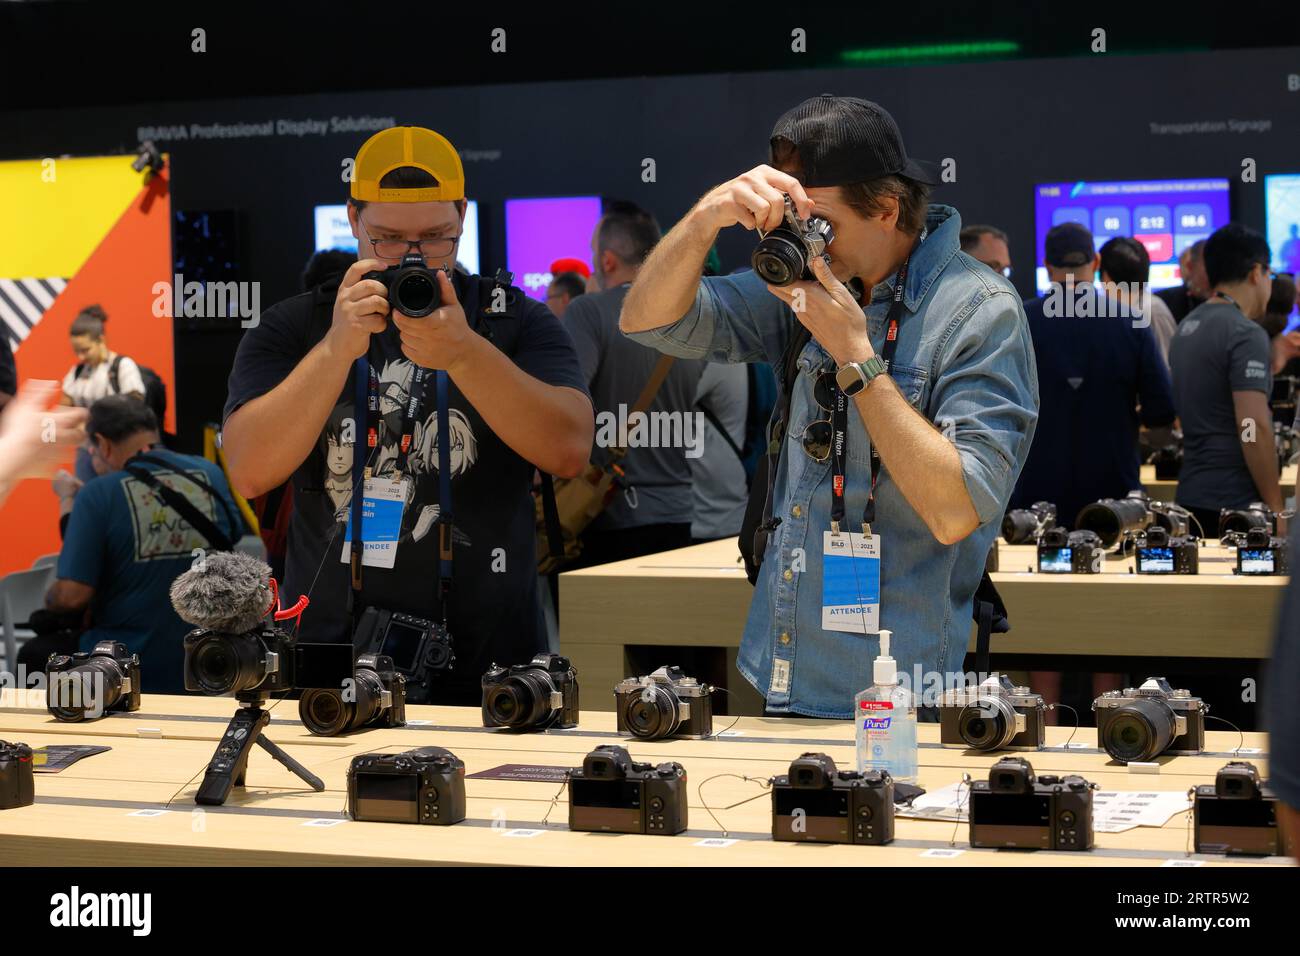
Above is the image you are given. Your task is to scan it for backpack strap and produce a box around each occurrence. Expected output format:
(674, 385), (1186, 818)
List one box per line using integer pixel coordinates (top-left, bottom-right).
(124, 455), (236, 552)
(696, 400), (744, 464)
(109, 355), (123, 394)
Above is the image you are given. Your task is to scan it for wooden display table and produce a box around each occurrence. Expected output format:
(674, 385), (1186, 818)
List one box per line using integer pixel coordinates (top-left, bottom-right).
(1141, 463), (1297, 504)
(559, 539), (1286, 715)
(0, 691), (1286, 867)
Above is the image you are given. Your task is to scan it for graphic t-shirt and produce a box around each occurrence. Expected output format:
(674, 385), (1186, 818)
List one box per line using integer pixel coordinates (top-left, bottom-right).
(57, 449), (244, 694)
(223, 272), (589, 702)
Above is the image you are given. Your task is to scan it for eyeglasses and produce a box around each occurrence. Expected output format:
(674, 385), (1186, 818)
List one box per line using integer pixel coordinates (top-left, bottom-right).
(799, 371), (841, 462)
(359, 216), (460, 260)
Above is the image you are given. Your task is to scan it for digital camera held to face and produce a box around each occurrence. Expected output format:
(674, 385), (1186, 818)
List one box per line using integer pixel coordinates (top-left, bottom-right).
(346, 747), (466, 826)
(0, 740), (35, 811)
(939, 674), (1046, 752)
(1192, 761), (1296, 857)
(1001, 501), (1057, 545)
(299, 653), (407, 737)
(46, 640), (141, 722)
(1093, 677), (1206, 763)
(567, 745), (688, 835)
(354, 606), (455, 705)
(481, 653), (579, 731)
(363, 254), (445, 317)
(614, 665), (713, 740)
(750, 195), (835, 286)
(1036, 527), (1104, 573)
(968, 756), (1096, 851)
(771, 752), (894, 846)
(1134, 525), (1199, 575)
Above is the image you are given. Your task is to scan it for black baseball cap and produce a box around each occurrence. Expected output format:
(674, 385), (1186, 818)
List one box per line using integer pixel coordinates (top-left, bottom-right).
(769, 94), (940, 187)
(1044, 222), (1096, 268)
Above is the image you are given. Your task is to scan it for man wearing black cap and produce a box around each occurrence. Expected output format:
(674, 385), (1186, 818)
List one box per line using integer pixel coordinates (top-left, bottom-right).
(1010, 222), (1174, 528)
(621, 95), (1039, 718)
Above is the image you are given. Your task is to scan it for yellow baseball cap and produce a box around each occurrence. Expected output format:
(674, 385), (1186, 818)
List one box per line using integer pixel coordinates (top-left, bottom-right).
(350, 125), (465, 203)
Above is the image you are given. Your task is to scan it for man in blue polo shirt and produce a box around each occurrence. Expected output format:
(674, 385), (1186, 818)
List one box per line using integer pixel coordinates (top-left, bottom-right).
(1009, 222), (1175, 529)
(41, 396), (243, 693)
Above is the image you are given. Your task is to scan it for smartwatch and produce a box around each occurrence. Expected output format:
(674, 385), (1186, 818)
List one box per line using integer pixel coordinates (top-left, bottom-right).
(835, 356), (887, 396)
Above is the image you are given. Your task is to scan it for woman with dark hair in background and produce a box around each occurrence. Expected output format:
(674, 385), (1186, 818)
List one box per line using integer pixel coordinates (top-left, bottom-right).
(59, 305), (146, 482)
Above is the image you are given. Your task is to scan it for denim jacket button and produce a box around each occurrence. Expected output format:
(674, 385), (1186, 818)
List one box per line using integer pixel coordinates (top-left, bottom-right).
(779, 632), (791, 645)
(792, 505), (802, 518)
(783, 568), (794, 581)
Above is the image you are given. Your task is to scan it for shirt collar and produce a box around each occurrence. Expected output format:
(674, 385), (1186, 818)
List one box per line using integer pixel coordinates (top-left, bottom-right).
(867, 203), (961, 312)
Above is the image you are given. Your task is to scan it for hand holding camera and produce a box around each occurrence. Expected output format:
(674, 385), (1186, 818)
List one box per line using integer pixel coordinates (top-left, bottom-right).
(695, 164), (814, 235)
(388, 268), (478, 373)
(327, 258), (394, 360)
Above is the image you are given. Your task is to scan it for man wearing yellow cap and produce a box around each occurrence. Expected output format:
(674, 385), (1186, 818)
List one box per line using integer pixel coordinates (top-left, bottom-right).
(222, 126), (593, 704)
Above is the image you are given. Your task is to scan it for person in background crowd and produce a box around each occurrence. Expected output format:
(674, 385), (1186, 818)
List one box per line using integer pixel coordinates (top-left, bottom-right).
(301, 249), (358, 291)
(60, 305), (147, 483)
(1010, 223), (1173, 717)
(1099, 236), (1178, 371)
(1169, 223), (1283, 537)
(565, 200), (705, 566)
(691, 362), (749, 543)
(0, 379), (86, 509)
(1260, 273), (1300, 375)
(959, 223), (1012, 277)
(0, 332), (15, 410)
(29, 396), (243, 693)
(550, 256), (592, 286)
(546, 271), (587, 318)
(1156, 239), (1208, 322)
(1265, 530), (1300, 864)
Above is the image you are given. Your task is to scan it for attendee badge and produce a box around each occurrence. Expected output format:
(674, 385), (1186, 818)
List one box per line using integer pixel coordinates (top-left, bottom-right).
(341, 477), (408, 569)
(822, 530), (881, 633)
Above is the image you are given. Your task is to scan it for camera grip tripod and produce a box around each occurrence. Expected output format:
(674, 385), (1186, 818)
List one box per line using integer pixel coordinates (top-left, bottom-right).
(196, 704), (324, 806)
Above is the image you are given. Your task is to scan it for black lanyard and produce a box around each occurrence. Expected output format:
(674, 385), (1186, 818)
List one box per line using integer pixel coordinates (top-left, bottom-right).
(349, 354), (453, 621)
(830, 238), (919, 532)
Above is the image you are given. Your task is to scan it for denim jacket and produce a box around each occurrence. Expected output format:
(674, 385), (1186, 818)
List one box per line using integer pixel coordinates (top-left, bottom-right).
(625, 205), (1039, 717)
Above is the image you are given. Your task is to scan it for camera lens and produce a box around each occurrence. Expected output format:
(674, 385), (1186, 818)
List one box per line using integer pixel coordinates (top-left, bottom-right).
(486, 672), (554, 728)
(190, 633), (265, 696)
(393, 270), (439, 317)
(751, 232), (807, 287)
(1102, 697), (1178, 762)
(1001, 511), (1039, 544)
(1075, 498), (1150, 549)
(300, 670), (386, 736)
(624, 684), (679, 739)
(958, 697), (1019, 751)
(48, 656), (126, 722)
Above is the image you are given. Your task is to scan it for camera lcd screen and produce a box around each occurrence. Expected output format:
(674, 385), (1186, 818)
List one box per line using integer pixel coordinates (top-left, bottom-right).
(380, 620), (428, 670)
(293, 642), (355, 689)
(1239, 549), (1276, 574)
(354, 773), (419, 823)
(971, 791), (1052, 825)
(1198, 798), (1276, 828)
(773, 788), (850, 818)
(570, 778), (642, 809)
(1137, 547), (1174, 573)
(1038, 547), (1072, 573)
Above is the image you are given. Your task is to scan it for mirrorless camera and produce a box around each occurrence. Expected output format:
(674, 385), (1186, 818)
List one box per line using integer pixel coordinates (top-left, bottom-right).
(1037, 527), (1104, 573)
(354, 606), (455, 704)
(750, 195), (835, 286)
(771, 752), (894, 845)
(1193, 761), (1296, 856)
(1134, 525), (1199, 575)
(1001, 501), (1057, 544)
(0, 740), (35, 810)
(299, 653), (406, 737)
(1075, 489), (1154, 550)
(614, 665), (713, 740)
(567, 745), (688, 835)
(1149, 443), (1182, 480)
(481, 653), (579, 731)
(46, 640), (141, 722)
(968, 756), (1095, 851)
(1218, 501), (1274, 539)
(346, 747), (466, 826)
(363, 254), (445, 317)
(1226, 526), (1290, 576)
(1093, 677), (1206, 762)
(939, 674), (1046, 751)
(183, 619), (353, 697)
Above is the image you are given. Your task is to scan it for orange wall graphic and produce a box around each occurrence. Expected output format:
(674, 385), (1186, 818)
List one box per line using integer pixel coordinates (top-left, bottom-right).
(1, 156), (173, 574)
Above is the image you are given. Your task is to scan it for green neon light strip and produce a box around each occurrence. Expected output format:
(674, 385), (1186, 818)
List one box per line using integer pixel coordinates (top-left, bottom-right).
(840, 41), (1021, 64)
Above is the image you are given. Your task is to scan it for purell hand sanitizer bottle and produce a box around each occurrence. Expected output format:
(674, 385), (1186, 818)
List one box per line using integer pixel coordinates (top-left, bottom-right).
(855, 629), (918, 783)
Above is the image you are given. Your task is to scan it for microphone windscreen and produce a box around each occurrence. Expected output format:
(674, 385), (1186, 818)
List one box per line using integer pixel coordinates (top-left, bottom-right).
(170, 551), (274, 634)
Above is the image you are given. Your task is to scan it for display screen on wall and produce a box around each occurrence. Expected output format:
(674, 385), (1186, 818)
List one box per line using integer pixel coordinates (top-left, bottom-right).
(505, 196), (602, 300)
(1265, 174), (1300, 277)
(313, 200), (480, 277)
(1032, 178), (1231, 293)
